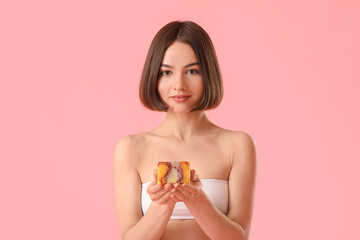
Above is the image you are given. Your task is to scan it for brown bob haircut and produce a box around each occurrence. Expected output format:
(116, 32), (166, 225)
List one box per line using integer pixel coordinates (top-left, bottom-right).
(139, 21), (223, 112)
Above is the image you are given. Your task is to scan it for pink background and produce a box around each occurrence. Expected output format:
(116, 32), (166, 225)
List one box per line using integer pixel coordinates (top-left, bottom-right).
(1, 0), (359, 239)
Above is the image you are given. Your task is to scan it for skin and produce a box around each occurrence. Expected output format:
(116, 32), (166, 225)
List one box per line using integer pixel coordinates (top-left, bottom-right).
(114, 41), (257, 240)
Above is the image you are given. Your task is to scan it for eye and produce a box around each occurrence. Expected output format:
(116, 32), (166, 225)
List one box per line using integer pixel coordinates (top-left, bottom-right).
(187, 69), (199, 75)
(160, 70), (171, 76)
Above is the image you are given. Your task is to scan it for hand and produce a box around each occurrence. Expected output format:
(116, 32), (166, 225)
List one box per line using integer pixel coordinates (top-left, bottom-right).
(147, 169), (177, 206)
(170, 169), (202, 204)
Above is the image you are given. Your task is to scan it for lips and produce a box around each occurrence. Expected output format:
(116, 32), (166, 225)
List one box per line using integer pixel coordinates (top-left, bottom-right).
(170, 94), (191, 102)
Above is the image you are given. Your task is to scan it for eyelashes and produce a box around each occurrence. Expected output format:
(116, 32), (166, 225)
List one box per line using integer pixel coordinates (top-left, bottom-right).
(160, 70), (171, 76)
(159, 69), (200, 77)
(186, 69), (199, 75)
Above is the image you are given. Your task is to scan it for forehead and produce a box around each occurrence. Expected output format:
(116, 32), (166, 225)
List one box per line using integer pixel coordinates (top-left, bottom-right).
(161, 41), (198, 66)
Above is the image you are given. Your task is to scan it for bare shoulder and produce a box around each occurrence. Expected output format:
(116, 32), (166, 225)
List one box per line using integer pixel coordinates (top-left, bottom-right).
(216, 129), (256, 151)
(114, 135), (134, 152)
(114, 135), (135, 160)
(113, 133), (147, 167)
(115, 133), (145, 147)
(215, 129), (257, 167)
(114, 132), (149, 154)
(230, 130), (256, 151)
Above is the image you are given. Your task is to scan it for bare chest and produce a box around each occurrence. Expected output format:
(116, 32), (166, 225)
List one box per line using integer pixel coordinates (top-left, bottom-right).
(137, 137), (232, 183)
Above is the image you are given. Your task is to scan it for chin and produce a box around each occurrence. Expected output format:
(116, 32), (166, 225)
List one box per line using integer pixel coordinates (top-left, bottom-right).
(167, 106), (194, 113)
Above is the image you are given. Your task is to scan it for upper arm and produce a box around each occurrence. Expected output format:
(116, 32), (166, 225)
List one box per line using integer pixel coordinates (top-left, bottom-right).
(113, 135), (143, 238)
(227, 132), (257, 238)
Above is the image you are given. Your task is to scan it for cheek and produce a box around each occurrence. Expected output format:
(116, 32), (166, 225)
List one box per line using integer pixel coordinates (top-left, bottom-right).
(192, 79), (204, 94)
(157, 80), (169, 97)
(198, 81), (204, 92)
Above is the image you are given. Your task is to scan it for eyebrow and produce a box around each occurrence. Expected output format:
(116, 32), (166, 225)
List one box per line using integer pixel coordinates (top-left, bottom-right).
(160, 62), (199, 68)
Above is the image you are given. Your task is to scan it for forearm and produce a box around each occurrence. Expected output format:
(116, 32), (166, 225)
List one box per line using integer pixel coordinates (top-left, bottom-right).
(123, 202), (174, 240)
(186, 191), (247, 240)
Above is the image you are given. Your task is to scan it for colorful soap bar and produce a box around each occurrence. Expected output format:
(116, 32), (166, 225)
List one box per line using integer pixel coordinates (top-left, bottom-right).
(157, 161), (190, 185)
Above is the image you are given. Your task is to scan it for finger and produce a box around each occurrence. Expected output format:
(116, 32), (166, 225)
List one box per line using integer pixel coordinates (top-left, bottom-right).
(190, 169), (196, 181)
(157, 188), (173, 204)
(147, 183), (162, 194)
(175, 185), (194, 198)
(153, 169), (158, 182)
(182, 184), (200, 195)
(150, 183), (172, 200)
(190, 169), (201, 182)
(171, 193), (182, 202)
(192, 173), (200, 182)
(171, 188), (187, 201)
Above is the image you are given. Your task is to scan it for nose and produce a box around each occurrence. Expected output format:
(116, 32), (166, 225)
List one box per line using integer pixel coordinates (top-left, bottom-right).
(173, 73), (186, 91)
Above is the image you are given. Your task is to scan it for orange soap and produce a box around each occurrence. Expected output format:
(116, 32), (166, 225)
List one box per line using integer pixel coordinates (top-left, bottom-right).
(157, 161), (190, 185)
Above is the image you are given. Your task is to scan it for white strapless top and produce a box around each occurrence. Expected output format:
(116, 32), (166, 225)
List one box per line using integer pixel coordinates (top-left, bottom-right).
(141, 179), (229, 220)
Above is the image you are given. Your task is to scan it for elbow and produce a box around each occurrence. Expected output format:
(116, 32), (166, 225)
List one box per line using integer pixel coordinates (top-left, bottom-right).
(121, 229), (130, 240)
(121, 232), (126, 240)
(232, 223), (248, 240)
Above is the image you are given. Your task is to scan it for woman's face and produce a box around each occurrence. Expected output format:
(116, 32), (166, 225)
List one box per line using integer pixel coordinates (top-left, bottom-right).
(157, 41), (203, 113)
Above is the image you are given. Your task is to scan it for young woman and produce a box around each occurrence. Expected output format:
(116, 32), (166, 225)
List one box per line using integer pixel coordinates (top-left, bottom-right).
(114, 21), (257, 240)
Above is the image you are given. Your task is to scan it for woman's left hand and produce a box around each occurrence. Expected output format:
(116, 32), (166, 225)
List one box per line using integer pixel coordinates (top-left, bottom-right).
(170, 169), (202, 203)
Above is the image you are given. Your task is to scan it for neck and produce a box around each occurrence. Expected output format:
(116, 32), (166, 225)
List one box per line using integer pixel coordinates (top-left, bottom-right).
(158, 111), (211, 141)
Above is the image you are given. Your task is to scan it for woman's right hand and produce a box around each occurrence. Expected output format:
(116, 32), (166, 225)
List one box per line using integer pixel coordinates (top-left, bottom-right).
(147, 169), (178, 206)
